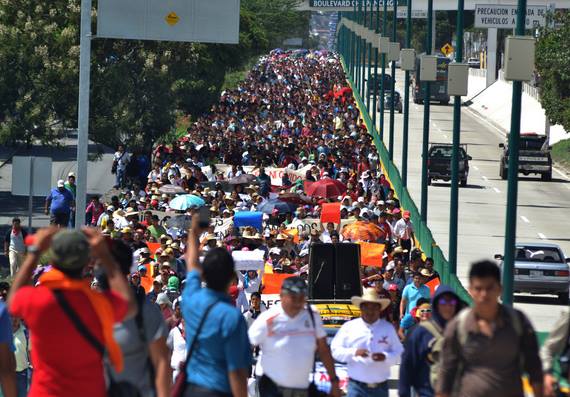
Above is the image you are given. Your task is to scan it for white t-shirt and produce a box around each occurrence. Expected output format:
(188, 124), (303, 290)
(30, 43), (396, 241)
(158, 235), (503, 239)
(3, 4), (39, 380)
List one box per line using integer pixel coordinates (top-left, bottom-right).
(248, 304), (326, 388)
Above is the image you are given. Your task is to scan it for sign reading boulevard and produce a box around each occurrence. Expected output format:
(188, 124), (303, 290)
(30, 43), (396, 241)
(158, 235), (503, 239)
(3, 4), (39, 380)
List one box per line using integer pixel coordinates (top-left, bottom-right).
(97, 0), (240, 43)
(474, 4), (547, 28)
(309, 0), (405, 7)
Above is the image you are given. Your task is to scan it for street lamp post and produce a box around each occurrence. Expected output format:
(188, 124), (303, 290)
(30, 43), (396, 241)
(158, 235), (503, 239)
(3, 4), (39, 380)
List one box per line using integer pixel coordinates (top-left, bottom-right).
(401, 0), (412, 187)
(372, 0), (380, 129)
(388, 0), (398, 160)
(449, 0), (465, 276)
(502, 0), (527, 305)
(420, 0), (433, 222)
(379, 0), (388, 139)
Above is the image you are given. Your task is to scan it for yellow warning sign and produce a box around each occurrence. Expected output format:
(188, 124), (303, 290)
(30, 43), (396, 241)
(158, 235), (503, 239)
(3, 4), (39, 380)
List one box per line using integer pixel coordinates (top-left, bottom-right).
(165, 12), (180, 26)
(441, 43), (454, 56)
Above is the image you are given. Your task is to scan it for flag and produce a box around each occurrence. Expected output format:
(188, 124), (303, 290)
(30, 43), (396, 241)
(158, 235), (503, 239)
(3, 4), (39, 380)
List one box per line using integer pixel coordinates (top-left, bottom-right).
(358, 242), (385, 267)
(425, 277), (441, 296)
(321, 202), (341, 224)
(262, 273), (291, 294)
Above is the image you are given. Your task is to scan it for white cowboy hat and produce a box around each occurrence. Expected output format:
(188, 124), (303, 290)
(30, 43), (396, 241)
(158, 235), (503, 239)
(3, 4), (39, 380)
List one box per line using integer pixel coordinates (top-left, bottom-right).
(351, 288), (391, 311)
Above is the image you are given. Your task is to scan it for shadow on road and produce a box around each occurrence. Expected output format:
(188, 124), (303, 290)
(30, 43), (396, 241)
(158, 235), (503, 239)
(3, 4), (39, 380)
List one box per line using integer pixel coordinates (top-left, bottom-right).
(430, 182), (486, 190)
(0, 143), (113, 163)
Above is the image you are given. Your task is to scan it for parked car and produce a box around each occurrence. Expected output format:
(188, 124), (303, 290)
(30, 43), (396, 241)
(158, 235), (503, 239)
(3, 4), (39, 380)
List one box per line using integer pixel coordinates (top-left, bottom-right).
(495, 243), (570, 303)
(377, 90), (403, 113)
(499, 132), (552, 181)
(467, 57), (480, 68)
(427, 143), (471, 186)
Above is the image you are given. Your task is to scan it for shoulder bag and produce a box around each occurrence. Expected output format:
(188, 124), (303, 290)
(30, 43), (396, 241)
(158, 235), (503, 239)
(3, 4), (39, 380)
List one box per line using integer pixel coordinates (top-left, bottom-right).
(52, 289), (141, 397)
(171, 300), (219, 397)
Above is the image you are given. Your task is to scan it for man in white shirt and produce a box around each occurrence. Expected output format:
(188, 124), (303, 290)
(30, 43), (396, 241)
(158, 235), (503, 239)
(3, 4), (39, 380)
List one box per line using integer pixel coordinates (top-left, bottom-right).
(248, 277), (341, 397)
(331, 288), (403, 397)
(393, 210), (415, 256)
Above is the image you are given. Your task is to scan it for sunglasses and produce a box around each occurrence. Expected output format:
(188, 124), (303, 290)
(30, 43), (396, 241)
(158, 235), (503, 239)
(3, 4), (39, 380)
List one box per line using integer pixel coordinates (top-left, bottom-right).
(418, 309), (432, 314)
(438, 297), (458, 306)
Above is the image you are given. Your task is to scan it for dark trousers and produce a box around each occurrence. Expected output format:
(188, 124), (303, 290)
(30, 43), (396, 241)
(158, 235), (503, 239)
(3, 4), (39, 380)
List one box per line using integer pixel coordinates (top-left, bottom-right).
(50, 212), (70, 227)
(258, 375), (308, 397)
(183, 384), (232, 397)
(347, 380), (388, 397)
(16, 369), (28, 397)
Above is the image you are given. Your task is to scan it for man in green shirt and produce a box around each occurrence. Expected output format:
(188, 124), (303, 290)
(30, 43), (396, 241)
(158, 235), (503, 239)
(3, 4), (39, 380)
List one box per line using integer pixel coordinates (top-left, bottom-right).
(147, 215), (167, 240)
(65, 172), (77, 227)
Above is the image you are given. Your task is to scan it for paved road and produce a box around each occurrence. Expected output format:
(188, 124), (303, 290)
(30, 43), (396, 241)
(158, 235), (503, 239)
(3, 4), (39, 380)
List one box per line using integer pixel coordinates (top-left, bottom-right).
(364, 68), (570, 332)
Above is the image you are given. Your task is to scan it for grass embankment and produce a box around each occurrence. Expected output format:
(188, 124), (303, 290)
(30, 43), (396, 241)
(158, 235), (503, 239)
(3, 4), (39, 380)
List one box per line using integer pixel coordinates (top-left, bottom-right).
(552, 138), (570, 170)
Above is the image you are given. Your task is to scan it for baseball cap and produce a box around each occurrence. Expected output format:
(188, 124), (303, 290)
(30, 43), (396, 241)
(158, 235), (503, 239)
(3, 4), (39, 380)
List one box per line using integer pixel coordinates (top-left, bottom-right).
(281, 276), (308, 296)
(68, 172), (75, 178)
(51, 230), (90, 271)
(137, 265), (147, 272)
(403, 210), (411, 219)
(386, 261), (396, 271)
(57, 179), (65, 188)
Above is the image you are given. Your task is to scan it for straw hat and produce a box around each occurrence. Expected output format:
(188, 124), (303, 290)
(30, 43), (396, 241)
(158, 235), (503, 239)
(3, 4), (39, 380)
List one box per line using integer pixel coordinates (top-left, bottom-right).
(351, 288), (391, 311)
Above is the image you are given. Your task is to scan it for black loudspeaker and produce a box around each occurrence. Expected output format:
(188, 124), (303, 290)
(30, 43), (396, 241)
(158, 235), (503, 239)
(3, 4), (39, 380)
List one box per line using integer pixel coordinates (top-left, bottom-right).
(334, 243), (362, 299)
(308, 243), (362, 300)
(308, 243), (335, 299)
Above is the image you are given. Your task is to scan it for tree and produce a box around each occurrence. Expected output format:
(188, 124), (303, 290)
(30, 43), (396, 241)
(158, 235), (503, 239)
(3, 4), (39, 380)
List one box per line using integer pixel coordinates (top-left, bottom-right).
(536, 11), (570, 132)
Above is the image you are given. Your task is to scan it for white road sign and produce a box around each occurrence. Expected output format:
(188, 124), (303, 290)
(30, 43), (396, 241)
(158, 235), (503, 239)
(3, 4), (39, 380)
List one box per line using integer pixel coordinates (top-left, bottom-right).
(397, 9), (427, 18)
(97, 0), (240, 44)
(474, 4), (546, 29)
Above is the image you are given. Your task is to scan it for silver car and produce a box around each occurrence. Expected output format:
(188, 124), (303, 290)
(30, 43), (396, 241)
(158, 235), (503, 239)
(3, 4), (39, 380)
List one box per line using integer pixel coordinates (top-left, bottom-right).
(496, 243), (570, 304)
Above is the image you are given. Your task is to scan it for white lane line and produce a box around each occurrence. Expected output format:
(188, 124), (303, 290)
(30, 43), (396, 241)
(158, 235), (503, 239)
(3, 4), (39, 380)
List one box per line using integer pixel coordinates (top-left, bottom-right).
(520, 216), (530, 224)
(437, 128), (442, 132)
(493, 187), (501, 193)
(473, 166), (479, 171)
(482, 176), (488, 181)
(538, 232), (547, 240)
(566, 185), (570, 190)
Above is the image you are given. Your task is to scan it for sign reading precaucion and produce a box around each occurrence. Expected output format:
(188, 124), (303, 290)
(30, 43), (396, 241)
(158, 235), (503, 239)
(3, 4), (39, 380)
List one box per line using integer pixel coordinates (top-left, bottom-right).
(474, 4), (546, 29)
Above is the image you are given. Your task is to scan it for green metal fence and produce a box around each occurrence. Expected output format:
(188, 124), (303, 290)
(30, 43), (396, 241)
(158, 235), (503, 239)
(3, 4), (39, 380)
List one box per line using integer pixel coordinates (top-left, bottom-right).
(340, 57), (472, 305)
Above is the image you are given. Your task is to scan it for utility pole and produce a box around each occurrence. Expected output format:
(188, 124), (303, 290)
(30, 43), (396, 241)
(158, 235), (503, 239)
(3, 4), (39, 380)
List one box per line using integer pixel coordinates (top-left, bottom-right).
(388, 0), (398, 160)
(379, 0), (388, 139)
(420, 0), (433, 222)
(401, 0), (412, 187)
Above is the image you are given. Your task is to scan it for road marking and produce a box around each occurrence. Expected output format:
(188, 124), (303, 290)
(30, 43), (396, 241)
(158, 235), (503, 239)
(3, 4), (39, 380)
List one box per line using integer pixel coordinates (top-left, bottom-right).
(566, 185), (570, 190)
(437, 128), (442, 132)
(482, 176), (488, 181)
(520, 216), (530, 223)
(493, 187), (501, 193)
(538, 232), (547, 240)
(473, 166), (479, 171)
(443, 134), (448, 139)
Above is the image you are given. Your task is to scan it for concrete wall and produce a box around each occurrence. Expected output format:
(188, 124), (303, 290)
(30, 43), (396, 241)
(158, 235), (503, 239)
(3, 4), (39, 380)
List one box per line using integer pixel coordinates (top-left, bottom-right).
(464, 69), (568, 146)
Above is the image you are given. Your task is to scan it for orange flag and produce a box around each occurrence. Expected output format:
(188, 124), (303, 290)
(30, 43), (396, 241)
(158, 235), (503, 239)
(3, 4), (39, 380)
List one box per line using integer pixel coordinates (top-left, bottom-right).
(358, 242), (385, 267)
(262, 273), (292, 294)
(147, 242), (161, 256)
(140, 275), (153, 293)
(425, 277), (441, 296)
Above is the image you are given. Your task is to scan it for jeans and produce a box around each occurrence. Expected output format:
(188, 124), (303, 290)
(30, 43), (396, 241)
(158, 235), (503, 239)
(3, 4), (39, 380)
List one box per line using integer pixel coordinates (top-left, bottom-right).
(16, 369), (28, 397)
(183, 384), (232, 397)
(347, 380), (388, 397)
(116, 169), (125, 188)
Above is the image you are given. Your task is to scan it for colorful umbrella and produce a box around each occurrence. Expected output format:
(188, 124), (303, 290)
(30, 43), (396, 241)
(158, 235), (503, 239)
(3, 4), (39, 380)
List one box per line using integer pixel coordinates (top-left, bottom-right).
(305, 179), (347, 199)
(168, 194), (205, 210)
(257, 199), (298, 214)
(341, 221), (385, 242)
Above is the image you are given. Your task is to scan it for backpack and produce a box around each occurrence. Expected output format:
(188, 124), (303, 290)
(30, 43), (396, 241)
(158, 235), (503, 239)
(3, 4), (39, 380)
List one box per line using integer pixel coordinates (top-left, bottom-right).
(419, 319), (445, 388)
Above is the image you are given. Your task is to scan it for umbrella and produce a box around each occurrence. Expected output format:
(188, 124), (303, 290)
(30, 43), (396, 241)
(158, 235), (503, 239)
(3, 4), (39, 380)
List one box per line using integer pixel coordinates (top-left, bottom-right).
(165, 215), (192, 230)
(168, 194), (205, 210)
(305, 179), (347, 199)
(278, 192), (313, 205)
(257, 199), (298, 214)
(159, 184), (186, 195)
(228, 174), (257, 185)
(342, 221), (385, 242)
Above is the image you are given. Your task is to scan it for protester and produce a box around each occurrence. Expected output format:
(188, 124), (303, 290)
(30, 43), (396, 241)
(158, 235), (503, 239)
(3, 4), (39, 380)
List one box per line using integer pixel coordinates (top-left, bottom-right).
(181, 216), (251, 397)
(243, 291), (266, 328)
(400, 272), (430, 318)
(65, 172), (77, 228)
(540, 311), (570, 397)
(249, 276), (341, 397)
(44, 180), (74, 227)
(167, 317), (187, 382)
(3, 218), (27, 277)
(11, 316), (29, 397)
(331, 288), (403, 397)
(436, 260), (543, 397)
(0, 300), (16, 397)
(7, 227), (136, 397)
(399, 286), (464, 397)
(113, 144), (131, 189)
(106, 239), (171, 397)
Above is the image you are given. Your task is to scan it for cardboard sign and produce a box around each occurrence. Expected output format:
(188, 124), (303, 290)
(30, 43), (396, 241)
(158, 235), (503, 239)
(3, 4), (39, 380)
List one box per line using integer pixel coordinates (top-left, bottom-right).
(321, 202), (341, 224)
(234, 211), (263, 230)
(358, 242), (385, 267)
(232, 250), (265, 271)
(262, 273), (292, 294)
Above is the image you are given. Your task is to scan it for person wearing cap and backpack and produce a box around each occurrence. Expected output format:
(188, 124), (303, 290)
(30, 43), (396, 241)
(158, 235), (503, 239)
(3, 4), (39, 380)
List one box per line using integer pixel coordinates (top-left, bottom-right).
(7, 227), (137, 397)
(436, 260), (543, 397)
(398, 285), (465, 397)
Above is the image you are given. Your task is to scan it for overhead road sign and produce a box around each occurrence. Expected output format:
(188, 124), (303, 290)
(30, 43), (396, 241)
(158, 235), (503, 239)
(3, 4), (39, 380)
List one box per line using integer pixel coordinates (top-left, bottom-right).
(474, 4), (546, 28)
(97, 0), (240, 43)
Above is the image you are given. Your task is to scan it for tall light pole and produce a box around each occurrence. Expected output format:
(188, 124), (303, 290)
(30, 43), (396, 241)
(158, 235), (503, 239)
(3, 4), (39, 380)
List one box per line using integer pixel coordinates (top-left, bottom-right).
(388, 0), (398, 160)
(379, 0), (388, 139)
(372, 0), (381, 129)
(448, 0), (465, 276)
(502, 0), (527, 306)
(420, 0), (433, 222)
(401, 0), (412, 187)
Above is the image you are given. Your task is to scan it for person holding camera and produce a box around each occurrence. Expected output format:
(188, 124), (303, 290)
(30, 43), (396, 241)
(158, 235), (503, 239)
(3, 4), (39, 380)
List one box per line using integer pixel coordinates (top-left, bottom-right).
(541, 312), (570, 397)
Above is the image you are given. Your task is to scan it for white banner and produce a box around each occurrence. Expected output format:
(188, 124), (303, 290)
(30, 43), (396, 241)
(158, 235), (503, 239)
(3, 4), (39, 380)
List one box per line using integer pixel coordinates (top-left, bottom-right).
(232, 251), (265, 271)
(474, 4), (546, 29)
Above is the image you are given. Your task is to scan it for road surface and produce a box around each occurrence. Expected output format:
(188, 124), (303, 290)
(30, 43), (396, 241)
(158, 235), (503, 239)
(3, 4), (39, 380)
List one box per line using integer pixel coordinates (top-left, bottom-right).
(366, 67), (570, 332)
